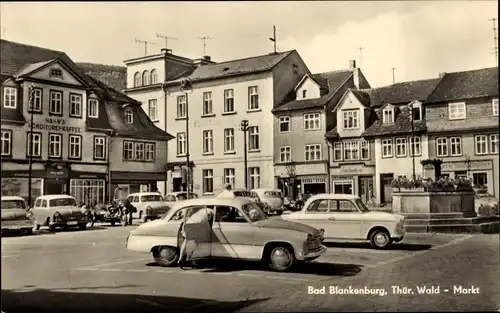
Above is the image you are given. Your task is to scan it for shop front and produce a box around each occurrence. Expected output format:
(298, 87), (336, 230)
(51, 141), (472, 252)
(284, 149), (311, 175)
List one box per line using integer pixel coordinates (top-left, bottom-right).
(275, 162), (328, 199)
(1, 167), (45, 205)
(441, 159), (498, 199)
(166, 162), (195, 193)
(110, 171), (165, 197)
(330, 163), (376, 204)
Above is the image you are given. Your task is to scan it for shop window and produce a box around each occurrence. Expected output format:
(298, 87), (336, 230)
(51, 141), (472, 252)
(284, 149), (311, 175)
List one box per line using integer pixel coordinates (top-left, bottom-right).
(333, 181), (353, 195)
(70, 179), (105, 205)
(473, 173), (487, 188)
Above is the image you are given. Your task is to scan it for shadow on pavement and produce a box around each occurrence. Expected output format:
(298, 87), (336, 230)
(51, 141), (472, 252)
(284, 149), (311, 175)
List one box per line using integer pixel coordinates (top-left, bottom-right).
(322, 241), (432, 251)
(1, 288), (269, 313)
(147, 260), (363, 277)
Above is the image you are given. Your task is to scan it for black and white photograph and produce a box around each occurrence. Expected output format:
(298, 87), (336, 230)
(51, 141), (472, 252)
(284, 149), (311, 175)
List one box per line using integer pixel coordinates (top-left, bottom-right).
(1, 1), (499, 312)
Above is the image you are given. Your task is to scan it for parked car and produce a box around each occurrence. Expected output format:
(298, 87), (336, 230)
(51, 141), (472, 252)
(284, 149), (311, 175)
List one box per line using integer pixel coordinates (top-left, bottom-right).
(251, 189), (284, 215)
(280, 194), (405, 249)
(475, 191), (499, 216)
(31, 195), (87, 231)
(128, 192), (171, 222)
(1, 196), (34, 235)
(126, 197), (327, 272)
(164, 192), (198, 205)
(216, 189), (268, 211)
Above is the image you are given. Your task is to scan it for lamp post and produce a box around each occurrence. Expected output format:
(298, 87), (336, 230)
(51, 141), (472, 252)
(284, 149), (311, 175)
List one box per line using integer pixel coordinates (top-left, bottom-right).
(27, 84), (35, 207)
(180, 77), (192, 198)
(240, 119), (249, 189)
(408, 102), (416, 180)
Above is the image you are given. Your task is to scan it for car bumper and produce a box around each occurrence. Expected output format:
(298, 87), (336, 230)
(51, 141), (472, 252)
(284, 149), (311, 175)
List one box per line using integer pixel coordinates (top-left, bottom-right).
(391, 234), (404, 242)
(298, 245), (327, 260)
(2, 225), (33, 231)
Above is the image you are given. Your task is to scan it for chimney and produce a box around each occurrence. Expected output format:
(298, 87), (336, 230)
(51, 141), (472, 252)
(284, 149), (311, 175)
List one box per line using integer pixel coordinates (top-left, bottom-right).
(161, 48), (167, 55)
(349, 60), (360, 89)
(439, 72), (446, 78)
(203, 55), (211, 61)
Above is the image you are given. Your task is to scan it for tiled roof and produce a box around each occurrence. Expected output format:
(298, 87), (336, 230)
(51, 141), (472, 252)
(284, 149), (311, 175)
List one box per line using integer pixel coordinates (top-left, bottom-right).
(1, 108), (26, 123)
(325, 128), (339, 139)
(15, 60), (53, 77)
(77, 63), (127, 91)
(426, 67), (499, 103)
(365, 78), (441, 107)
(362, 106), (426, 137)
(272, 70), (353, 113)
(350, 89), (372, 107)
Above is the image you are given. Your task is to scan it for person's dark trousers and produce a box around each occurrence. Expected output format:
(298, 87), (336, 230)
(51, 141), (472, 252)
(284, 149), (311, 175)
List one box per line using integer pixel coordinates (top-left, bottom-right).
(128, 212), (133, 225)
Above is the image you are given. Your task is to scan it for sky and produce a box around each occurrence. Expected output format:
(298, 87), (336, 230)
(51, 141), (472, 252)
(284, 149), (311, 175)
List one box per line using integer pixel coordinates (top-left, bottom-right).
(0, 1), (498, 87)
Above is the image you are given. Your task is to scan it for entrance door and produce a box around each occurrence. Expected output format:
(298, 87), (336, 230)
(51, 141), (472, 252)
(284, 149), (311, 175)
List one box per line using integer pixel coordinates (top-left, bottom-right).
(380, 174), (394, 204)
(359, 177), (374, 204)
(45, 180), (65, 195)
(303, 183), (326, 195)
(173, 178), (182, 192)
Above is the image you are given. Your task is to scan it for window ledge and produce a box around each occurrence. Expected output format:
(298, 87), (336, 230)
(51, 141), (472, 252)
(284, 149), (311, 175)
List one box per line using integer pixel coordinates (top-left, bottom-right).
(175, 117), (187, 121)
(48, 112), (63, 116)
(342, 128), (360, 131)
(248, 149), (260, 153)
(381, 155), (393, 159)
(176, 154), (187, 157)
(202, 152), (214, 156)
(278, 131), (291, 134)
(305, 128), (322, 131)
(203, 193), (214, 196)
(151, 120), (160, 123)
(246, 109), (261, 113)
(28, 110), (43, 115)
(224, 151), (236, 155)
(222, 111), (237, 116)
(3, 106), (17, 110)
(201, 114), (216, 118)
(88, 116), (99, 119)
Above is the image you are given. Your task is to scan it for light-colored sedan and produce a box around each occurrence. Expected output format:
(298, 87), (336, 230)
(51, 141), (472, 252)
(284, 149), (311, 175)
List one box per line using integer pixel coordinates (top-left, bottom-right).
(126, 197), (327, 272)
(252, 188), (284, 215)
(1, 196), (33, 234)
(164, 192), (199, 205)
(128, 192), (171, 222)
(281, 194), (405, 249)
(32, 195), (87, 231)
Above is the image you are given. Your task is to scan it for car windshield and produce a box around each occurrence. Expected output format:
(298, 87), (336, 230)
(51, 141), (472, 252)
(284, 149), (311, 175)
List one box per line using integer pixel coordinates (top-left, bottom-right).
(241, 202), (267, 222)
(234, 191), (253, 197)
(355, 199), (370, 213)
(49, 198), (77, 207)
(141, 195), (163, 202)
(176, 193), (198, 201)
(1, 200), (26, 210)
(263, 191), (281, 197)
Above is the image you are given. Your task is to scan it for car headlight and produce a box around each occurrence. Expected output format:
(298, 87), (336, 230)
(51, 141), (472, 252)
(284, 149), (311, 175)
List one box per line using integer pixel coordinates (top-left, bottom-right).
(53, 211), (62, 222)
(319, 229), (325, 240)
(146, 206), (152, 215)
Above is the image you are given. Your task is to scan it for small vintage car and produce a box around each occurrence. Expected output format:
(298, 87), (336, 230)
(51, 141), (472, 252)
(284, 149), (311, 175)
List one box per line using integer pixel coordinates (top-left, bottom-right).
(126, 197), (327, 272)
(251, 188), (284, 215)
(128, 192), (171, 222)
(32, 195), (87, 231)
(164, 191), (199, 204)
(281, 194), (405, 249)
(1, 196), (34, 235)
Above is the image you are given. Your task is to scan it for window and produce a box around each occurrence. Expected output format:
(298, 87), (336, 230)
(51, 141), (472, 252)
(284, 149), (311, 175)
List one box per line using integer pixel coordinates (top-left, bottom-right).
(435, 138), (448, 157)
(248, 126), (259, 151)
(490, 134), (498, 154)
(449, 137), (462, 156)
(305, 144), (322, 161)
(473, 172), (488, 188)
(148, 99), (157, 121)
(342, 110), (358, 129)
(455, 171), (467, 179)
(203, 130), (213, 154)
(202, 169), (214, 194)
(475, 135), (488, 155)
(448, 102), (466, 120)
(69, 94), (82, 117)
(124, 108), (133, 123)
(177, 95), (186, 118)
(1, 130), (12, 156)
(306, 199), (334, 213)
(48, 134), (62, 158)
(203, 92), (213, 115)
(70, 179), (105, 207)
(383, 108), (394, 124)
(224, 128), (234, 152)
(360, 141), (370, 160)
(223, 168), (235, 188)
(493, 99), (499, 116)
(29, 88), (42, 112)
(135, 142), (145, 160)
(177, 132), (186, 155)
(337, 200), (357, 212)
(68, 135), (82, 159)
(304, 113), (321, 130)
(302, 90), (307, 98)
(248, 86), (259, 110)
(334, 181), (353, 194)
(3, 87), (16, 108)
(279, 146), (291, 163)
(134, 72), (141, 87)
(412, 106), (422, 121)
(94, 136), (106, 160)
(249, 167), (260, 189)
(49, 68), (63, 78)
(123, 141), (134, 160)
(343, 141), (359, 161)
(145, 143), (155, 161)
(224, 89), (234, 113)
(333, 142), (342, 161)
(409, 136), (421, 156)
(279, 116), (290, 132)
(150, 69), (157, 84)
(88, 99), (99, 118)
(381, 139), (393, 158)
(49, 91), (62, 115)
(27, 132), (41, 157)
(395, 138), (407, 157)
(142, 71), (149, 86)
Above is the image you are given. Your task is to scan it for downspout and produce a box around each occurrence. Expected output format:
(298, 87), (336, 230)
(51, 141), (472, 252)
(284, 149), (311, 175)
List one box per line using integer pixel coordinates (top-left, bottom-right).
(326, 138), (332, 194)
(163, 49), (169, 196)
(107, 131), (112, 203)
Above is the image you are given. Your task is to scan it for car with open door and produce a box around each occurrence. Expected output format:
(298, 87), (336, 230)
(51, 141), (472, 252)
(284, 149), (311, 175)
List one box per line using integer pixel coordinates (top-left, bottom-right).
(126, 197), (327, 272)
(280, 194), (405, 249)
(1, 196), (34, 235)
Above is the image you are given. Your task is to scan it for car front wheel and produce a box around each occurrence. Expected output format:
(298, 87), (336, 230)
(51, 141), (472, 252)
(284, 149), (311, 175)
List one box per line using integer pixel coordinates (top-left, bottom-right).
(267, 245), (295, 272)
(153, 246), (179, 267)
(369, 230), (391, 249)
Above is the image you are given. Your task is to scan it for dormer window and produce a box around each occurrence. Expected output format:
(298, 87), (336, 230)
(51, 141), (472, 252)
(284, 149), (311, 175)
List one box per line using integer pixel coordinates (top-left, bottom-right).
(412, 105), (422, 121)
(302, 90), (307, 98)
(88, 99), (99, 118)
(383, 108), (394, 124)
(3, 87), (17, 108)
(50, 68), (63, 78)
(125, 108), (134, 123)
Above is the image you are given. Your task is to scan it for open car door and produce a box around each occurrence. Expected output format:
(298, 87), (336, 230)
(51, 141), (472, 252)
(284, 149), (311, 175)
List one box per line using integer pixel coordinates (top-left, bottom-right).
(182, 206), (213, 260)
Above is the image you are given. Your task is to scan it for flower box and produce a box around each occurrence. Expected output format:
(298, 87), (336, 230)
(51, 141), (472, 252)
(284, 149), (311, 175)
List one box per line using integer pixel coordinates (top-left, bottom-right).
(400, 187), (425, 192)
(426, 186), (455, 192)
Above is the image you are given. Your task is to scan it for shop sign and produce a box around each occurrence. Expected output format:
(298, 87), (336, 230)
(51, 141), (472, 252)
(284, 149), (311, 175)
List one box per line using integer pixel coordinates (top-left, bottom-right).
(29, 117), (81, 133)
(442, 160), (493, 171)
(46, 168), (69, 180)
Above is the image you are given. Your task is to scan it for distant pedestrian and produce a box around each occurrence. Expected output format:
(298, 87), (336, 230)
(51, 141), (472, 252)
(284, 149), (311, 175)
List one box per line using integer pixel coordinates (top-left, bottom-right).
(218, 184), (233, 197)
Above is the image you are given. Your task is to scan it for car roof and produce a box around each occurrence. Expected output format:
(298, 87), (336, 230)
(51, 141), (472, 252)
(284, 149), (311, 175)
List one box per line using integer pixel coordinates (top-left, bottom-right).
(168, 191), (198, 196)
(1, 196), (25, 201)
(307, 193), (360, 201)
(164, 197), (254, 219)
(128, 192), (162, 197)
(252, 188), (280, 192)
(35, 194), (75, 200)
(231, 189), (251, 192)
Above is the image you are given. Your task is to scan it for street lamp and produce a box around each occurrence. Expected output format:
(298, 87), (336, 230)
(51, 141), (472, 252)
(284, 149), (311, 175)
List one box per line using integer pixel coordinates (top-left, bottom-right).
(408, 101), (416, 180)
(180, 77), (193, 198)
(27, 84), (35, 207)
(240, 119), (249, 189)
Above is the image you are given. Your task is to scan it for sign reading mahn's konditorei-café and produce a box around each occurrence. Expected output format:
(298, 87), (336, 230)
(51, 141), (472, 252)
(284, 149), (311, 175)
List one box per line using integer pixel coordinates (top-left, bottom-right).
(28, 117), (82, 133)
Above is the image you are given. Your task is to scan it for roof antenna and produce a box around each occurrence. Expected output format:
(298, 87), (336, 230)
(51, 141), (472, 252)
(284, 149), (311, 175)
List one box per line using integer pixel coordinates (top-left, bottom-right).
(269, 25), (277, 54)
(489, 18), (498, 66)
(198, 36), (212, 56)
(156, 33), (177, 54)
(392, 67), (396, 84)
(135, 38), (156, 56)
(352, 47), (363, 67)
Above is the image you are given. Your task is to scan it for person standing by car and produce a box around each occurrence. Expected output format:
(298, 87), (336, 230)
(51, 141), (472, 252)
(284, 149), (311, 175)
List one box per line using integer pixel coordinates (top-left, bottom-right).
(218, 184), (233, 197)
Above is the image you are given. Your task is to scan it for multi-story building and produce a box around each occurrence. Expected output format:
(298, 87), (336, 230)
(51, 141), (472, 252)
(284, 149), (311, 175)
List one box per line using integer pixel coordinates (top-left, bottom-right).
(0, 39), (172, 204)
(424, 67), (499, 199)
(121, 49), (213, 194)
(163, 50), (310, 195)
(327, 77), (441, 205)
(272, 60), (371, 198)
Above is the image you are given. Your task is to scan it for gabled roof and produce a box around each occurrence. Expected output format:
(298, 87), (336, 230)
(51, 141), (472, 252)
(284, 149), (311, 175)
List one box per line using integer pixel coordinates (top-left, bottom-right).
(15, 59), (53, 77)
(167, 50), (294, 84)
(426, 67), (498, 104)
(77, 63), (127, 91)
(363, 106), (426, 137)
